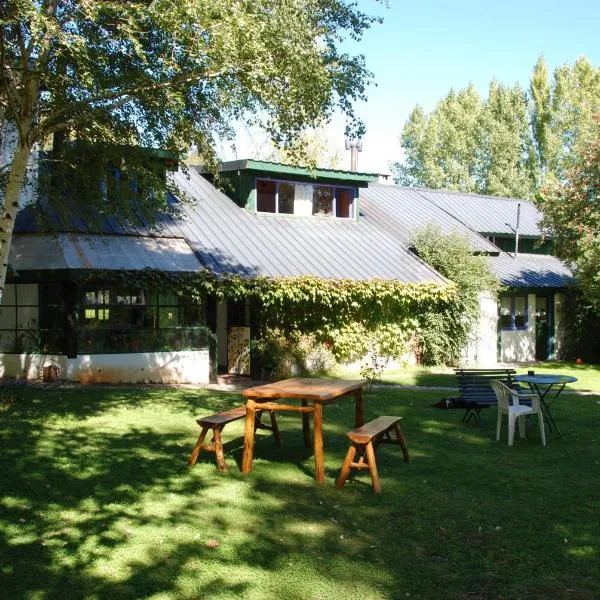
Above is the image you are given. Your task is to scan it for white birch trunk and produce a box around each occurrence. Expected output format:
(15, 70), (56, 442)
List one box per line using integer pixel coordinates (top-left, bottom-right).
(0, 139), (32, 303)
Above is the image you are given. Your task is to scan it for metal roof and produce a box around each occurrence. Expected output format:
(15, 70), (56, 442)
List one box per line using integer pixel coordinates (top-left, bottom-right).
(169, 168), (447, 283)
(487, 253), (574, 288)
(9, 234), (203, 272)
(218, 159), (379, 184)
(13, 168), (447, 284)
(415, 188), (543, 237)
(360, 185), (499, 253)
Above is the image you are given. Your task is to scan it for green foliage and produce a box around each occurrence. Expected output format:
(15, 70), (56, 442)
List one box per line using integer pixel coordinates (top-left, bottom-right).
(411, 224), (498, 365)
(0, 0), (378, 298)
(394, 55), (600, 198)
(538, 115), (600, 309)
(393, 81), (536, 199)
(83, 268), (457, 371)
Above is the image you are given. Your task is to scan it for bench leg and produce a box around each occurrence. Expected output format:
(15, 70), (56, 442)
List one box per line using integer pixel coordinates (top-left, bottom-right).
(336, 443), (357, 489)
(365, 441), (381, 493)
(269, 411), (282, 447)
(213, 426), (226, 471)
(188, 426), (209, 466)
(393, 423), (411, 463)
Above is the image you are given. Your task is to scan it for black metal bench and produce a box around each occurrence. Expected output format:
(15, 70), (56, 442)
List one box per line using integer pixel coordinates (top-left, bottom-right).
(454, 368), (517, 424)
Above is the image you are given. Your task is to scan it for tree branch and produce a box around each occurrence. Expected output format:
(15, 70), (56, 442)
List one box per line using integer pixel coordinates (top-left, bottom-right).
(40, 66), (237, 132)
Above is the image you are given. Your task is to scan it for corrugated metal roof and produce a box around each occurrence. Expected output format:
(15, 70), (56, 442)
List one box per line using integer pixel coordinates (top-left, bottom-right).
(360, 185), (499, 253)
(415, 188), (542, 236)
(488, 253), (574, 288)
(9, 234), (203, 272)
(169, 168), (447, 283)
(13, 169), (447, 284)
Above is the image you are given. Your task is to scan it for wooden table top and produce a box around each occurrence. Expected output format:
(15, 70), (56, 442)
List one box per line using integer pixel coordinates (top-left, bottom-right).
(242, 378), (366, 401)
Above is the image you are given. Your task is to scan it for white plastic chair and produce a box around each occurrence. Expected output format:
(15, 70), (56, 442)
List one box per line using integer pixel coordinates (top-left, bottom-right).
(490, 380), (546, 447)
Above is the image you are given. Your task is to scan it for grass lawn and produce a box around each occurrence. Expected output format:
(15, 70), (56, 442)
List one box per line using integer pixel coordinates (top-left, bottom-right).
(338, 361), (600, 393)
(1, 384), (599, 599)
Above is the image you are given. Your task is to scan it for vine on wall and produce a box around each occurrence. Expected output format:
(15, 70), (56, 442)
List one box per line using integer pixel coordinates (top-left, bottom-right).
(84, 268), (459, 374)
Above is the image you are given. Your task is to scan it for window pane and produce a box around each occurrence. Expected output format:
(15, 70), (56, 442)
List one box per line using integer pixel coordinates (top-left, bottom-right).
(1, 284), (15, 305)
(0, 307), (15, 329)
(17, 306), (38, 330)
(500, 296), (513, 329)
(312, 186), (333, 216)
(0, 331), (16, 352)
(257, 179), (276, 213)
(336, 188), (353, 218)
(514, 296), (527, 328)
(278, 182), (295, 214)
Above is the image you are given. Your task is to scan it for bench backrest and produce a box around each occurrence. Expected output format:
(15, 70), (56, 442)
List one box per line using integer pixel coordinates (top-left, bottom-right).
(454, 368), (516, 404)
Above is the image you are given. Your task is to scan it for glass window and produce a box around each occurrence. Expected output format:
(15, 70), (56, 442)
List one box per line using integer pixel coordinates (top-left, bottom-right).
(256, 178), (358, 219)
(500, 294), (528, 330)
(278, 182), (295, 214)
(257, 179), (276, 212)
(312, 186), (334, 216)
(0, 283), (40, 353)
(79, 286), (206, 353)
(336, 188), (353, 218)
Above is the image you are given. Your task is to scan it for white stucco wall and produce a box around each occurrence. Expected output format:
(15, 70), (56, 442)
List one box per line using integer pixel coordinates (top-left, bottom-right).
(463, 291), (498, 366)
(0, 350), (210, 383)
(500, 293), (536, 363)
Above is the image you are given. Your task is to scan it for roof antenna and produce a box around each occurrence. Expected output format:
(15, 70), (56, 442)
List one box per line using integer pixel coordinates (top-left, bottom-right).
(514, 202), (521, 259)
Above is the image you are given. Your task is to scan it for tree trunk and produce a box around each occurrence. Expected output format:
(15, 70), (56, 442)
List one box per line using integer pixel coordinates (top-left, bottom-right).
(0, 140), (32, 302)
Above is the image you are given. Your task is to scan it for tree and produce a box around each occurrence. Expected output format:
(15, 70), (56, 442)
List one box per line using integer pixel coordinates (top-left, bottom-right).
(538, 115), (600, 308)
(393, 81), (535, 198)
(0, 0), (377, 300)
(394, 55), (600, 198)
(411, 224), (498, 365)
(394, 84), (483, 192)
(531, 56), (600, 182)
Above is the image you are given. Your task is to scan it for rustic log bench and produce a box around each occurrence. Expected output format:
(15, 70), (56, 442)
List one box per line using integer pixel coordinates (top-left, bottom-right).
(336, 416), (410, 493)
(188, 406), (281, 471)
(455, 368), (518, 425)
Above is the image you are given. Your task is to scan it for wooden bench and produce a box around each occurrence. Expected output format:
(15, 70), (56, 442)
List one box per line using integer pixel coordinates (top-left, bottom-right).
(336, 416), (410, 493)
(188, 406), (281, 471)
(455, 368), (517, 425)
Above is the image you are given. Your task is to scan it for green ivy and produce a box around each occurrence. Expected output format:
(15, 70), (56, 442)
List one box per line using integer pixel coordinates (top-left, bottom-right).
(83, 268), (463, 368)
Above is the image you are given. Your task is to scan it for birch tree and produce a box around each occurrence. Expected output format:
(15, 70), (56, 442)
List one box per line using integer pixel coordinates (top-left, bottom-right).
(0, 0), (377, 300)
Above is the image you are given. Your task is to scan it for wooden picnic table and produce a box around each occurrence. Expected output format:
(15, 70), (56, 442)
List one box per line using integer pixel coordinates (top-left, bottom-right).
(241, 378), (366, 482)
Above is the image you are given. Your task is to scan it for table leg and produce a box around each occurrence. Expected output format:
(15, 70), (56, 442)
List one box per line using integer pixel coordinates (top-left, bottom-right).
(302, 399), (311, 448)
(241, 399), (256, 474)
(354, 387), (365, 427)
(532, 383), (564, 438)
(313, 402), (325, 482)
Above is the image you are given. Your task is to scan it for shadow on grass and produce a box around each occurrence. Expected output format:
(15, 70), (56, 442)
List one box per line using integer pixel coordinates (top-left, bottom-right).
(1, 386), (599, 599)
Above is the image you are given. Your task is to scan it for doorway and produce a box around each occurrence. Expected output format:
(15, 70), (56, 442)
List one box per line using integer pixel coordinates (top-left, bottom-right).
(535, 295), (552, 360)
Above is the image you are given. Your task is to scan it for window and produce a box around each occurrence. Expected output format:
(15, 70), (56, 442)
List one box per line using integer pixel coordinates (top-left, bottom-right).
(255, 178), (355, 219)
(0, 284), (40, 353)
(500, 294), (528, 330)
(79, 287), (206, 354)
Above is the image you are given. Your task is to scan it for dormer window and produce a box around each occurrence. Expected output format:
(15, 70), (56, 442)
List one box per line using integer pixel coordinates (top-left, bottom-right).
(256, 178), (355, 219)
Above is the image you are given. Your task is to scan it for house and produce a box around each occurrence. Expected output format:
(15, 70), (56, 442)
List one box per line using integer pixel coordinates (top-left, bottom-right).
(0, 153), (573, 383)
(1, 160), (447, 383)
(360, 185), (574, 364)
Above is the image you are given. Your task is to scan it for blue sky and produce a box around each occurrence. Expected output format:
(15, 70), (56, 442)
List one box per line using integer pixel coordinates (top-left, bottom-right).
(225, 0), (600, 175)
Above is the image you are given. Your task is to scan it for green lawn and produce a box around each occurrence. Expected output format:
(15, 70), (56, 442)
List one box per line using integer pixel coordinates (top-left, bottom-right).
(1, 385), (599, 599)
(339, 361), (600, 393)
